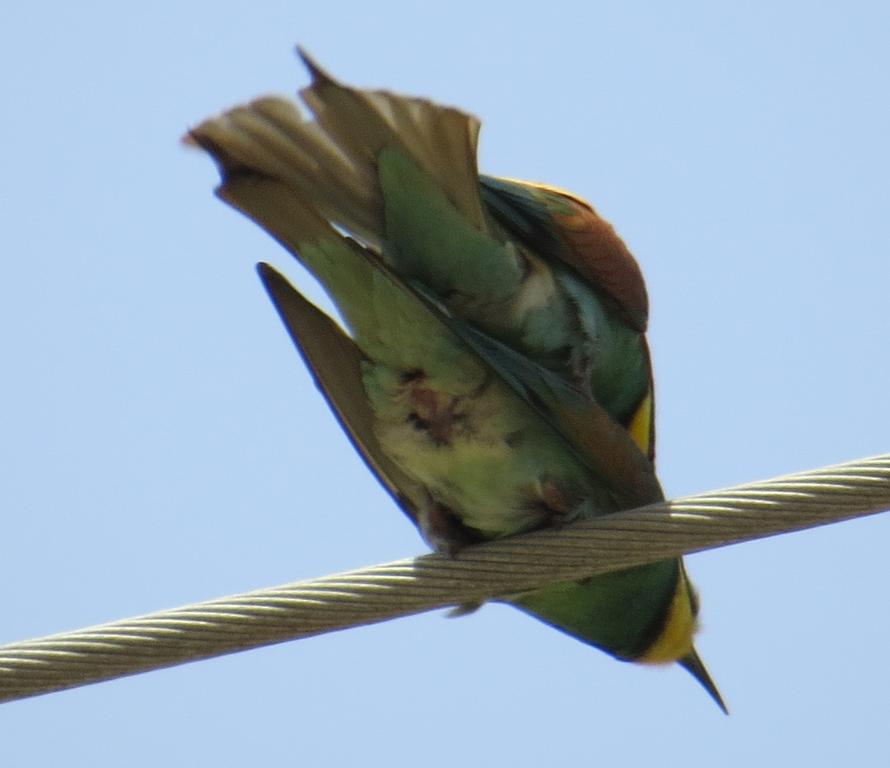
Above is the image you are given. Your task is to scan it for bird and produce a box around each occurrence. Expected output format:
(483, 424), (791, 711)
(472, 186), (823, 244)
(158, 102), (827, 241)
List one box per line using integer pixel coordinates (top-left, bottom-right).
(186, 50), (725, 712)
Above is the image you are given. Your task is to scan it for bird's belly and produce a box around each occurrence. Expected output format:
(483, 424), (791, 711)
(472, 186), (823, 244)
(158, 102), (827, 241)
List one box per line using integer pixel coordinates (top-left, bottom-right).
(377, 419), (550, 537)
(365, 363), (592, 540)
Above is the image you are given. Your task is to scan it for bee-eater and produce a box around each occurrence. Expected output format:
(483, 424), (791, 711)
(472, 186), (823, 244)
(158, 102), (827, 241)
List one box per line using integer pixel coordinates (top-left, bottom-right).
(187, 51), (725, 712)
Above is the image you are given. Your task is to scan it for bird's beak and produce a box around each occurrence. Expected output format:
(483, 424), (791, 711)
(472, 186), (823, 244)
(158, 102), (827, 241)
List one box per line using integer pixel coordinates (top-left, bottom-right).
(679, 648), (728, 714)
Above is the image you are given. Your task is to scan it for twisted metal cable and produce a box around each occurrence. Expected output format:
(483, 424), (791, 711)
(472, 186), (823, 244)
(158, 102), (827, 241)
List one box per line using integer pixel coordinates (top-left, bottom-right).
(1, 453), (888, 704)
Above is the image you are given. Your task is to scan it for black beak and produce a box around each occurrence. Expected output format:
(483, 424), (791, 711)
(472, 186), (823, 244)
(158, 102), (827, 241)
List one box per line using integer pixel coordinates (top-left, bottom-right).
(679, 648), (728, 714)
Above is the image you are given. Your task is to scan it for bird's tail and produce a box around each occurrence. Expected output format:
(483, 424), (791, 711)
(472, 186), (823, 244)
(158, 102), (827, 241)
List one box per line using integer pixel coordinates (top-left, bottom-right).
(186, 48), (489, 249)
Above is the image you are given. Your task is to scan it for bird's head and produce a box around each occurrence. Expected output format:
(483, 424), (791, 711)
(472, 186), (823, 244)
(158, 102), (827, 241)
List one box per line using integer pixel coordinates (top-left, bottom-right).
(637, 564), (727, 714)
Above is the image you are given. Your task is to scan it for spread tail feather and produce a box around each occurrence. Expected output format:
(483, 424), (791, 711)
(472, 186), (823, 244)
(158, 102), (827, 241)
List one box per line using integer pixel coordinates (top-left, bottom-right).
(187, 50), (487, 249)
(297, 48), (487, 233)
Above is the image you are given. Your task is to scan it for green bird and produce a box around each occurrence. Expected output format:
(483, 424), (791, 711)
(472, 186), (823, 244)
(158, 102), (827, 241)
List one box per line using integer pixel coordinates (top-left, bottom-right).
(187, 52), (725, 712)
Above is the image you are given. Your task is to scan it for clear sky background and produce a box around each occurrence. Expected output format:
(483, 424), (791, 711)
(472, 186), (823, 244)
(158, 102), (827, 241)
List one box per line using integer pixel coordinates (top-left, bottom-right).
(2, 2), (889, 765)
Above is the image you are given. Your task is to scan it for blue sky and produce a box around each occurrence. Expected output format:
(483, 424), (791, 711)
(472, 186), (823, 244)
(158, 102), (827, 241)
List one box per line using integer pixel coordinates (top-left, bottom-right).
(2, 2), (889, 765)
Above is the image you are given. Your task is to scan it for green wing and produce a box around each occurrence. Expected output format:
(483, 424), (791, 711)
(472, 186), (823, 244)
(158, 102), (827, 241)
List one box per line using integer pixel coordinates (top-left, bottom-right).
(257, 261), (426, 523)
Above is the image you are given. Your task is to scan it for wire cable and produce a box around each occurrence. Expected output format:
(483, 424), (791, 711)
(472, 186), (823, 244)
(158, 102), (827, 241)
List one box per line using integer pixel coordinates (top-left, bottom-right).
(1, 453), (888, 704)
